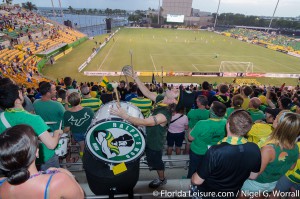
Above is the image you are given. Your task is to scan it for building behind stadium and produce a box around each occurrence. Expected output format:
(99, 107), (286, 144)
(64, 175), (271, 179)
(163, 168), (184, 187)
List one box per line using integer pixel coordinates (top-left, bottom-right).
(161, 0), (213, 27)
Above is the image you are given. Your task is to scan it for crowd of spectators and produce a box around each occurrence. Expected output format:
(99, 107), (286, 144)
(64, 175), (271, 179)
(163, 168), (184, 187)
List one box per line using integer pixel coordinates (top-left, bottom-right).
(225, 28), (300, 53)
(0, 73), (300, 197)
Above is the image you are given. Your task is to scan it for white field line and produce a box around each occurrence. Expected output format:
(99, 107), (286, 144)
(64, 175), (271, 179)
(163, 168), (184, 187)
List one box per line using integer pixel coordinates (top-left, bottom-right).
(150, 54), (157, 72)
(191, 64), (200, 71)
(97, 37), (119, 71)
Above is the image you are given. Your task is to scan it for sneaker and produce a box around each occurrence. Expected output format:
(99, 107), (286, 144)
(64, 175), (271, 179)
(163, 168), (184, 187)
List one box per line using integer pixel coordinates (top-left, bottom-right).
(148, 178), (167, 188)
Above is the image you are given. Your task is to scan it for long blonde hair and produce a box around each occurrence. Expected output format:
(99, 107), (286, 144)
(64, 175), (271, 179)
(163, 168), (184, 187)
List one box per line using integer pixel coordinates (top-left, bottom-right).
(268, 111), (300, 149)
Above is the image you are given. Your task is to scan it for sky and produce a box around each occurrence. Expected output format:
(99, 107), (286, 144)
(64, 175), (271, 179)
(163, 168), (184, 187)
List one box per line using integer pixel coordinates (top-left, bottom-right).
(13, 0), (299, 17)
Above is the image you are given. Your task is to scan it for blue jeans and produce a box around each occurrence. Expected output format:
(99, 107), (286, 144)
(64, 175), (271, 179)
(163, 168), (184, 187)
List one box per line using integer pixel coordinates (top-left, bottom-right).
(187, 150), (204, 178)
(40, 154), (60, 171)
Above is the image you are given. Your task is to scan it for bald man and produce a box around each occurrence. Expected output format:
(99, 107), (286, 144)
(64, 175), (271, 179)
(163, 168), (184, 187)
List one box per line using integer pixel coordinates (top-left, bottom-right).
(247, 97), (265, 122)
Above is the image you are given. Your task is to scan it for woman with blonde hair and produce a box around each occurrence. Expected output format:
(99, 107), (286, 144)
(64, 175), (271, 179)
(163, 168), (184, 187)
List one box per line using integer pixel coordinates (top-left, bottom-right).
(0, 125), (84, 199)
(241, 111), (300, 198)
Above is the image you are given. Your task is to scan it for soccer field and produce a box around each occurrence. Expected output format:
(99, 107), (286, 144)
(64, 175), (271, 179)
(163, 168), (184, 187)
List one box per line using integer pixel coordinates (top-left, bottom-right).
(85, 28), (300, 73)
(42, 28), (300, 85)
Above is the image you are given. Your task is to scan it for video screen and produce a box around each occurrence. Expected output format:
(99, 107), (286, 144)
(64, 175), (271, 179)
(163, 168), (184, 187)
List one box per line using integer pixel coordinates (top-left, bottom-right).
(166, 14), (185, 23)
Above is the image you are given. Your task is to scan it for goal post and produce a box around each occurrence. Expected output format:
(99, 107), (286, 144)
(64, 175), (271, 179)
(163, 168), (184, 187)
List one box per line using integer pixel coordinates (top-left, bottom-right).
(219, 61), (254, 73)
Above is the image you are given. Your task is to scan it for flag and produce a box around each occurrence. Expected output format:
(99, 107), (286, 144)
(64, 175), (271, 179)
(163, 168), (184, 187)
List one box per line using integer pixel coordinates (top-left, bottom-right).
(100, 76), (109, 87)
(279, 83), (285, 91)
(152, 73), (156, 85)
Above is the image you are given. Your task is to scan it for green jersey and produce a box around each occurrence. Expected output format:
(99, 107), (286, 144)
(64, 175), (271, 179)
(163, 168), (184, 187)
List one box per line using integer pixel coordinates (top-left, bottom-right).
(33, 99), (65, 132)
(256, 144), (299, 183)
(146, 95), (171, 151)
(190, 118), (227, 155)
(81, 97), (102, 112)
(247, 108), (265, 122)
(130, 97), (152, 118)
(64, 107), (94, 134)
(187, 108), (209, 129)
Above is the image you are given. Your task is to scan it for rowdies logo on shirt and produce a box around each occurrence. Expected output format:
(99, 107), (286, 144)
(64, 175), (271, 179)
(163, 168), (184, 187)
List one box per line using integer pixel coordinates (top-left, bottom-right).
(86, 121), (145, 164)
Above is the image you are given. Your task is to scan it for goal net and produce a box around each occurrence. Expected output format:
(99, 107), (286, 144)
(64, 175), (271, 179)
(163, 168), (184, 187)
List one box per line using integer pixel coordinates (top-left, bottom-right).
(219, 61), (254, 73)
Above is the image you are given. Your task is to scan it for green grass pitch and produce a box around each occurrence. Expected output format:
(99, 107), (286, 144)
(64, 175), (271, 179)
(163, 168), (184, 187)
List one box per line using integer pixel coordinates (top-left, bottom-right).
(42, 28), (300, 85)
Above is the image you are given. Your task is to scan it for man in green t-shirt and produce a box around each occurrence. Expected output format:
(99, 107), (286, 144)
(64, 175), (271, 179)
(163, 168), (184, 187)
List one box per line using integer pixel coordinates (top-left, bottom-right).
(0, 83), (63, 170)
(187, 101), (227, 178)
(111, 70), (177, 189)
(33, 82), (65, 132)
(185, 95), (209, 154)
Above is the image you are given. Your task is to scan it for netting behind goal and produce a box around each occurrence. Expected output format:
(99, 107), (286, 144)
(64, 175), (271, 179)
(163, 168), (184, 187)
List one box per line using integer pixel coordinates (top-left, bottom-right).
(219, 61), (254, 73)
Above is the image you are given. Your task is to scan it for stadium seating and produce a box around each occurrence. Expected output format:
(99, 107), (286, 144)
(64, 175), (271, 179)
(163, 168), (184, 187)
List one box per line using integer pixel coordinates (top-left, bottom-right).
(0, 6), (88, 88)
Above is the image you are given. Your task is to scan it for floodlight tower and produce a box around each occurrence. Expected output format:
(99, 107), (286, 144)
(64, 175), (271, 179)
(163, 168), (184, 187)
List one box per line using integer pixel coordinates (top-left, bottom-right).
(213, 0), (221, 29)
(158, 0), (160, 25)
(267, 0), (280, 32)
(51, 0), (56, 17)
(58, 0), (64, 17)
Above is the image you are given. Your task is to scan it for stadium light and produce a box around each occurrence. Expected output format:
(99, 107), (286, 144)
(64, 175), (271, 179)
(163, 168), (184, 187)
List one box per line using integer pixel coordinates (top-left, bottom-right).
(267, 0), (280, 32)
(158, 0), (161, 25)
(213, 0), (221, 29)
(50, 0), (56, 17)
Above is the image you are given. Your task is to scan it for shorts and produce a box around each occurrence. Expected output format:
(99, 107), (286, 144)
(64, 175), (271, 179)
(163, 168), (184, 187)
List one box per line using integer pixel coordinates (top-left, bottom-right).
(275, 175), (300, 191)
(72, 133), (85, 142)
(167, 131), (185, 147)
(145, 147), (164, 171)
(241, 179), (277, 194)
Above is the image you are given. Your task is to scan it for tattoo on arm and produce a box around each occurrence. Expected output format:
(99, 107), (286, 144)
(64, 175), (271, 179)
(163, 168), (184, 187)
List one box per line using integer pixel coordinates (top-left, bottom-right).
(153, 116), (158, 125)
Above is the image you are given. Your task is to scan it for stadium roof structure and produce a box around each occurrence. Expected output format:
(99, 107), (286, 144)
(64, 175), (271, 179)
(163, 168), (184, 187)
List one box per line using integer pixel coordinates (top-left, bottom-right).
(235, 26), (278, 31)
(36, 43), (67, 57)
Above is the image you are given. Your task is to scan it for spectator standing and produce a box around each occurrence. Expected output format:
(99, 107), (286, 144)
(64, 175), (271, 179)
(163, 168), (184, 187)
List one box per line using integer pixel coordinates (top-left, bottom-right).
(0, 84), (62, 170)
(166, 108), (188, 155)
(117, 80), (129, 101)
(225, 94), (243, 118)
(185, 95), (209, 154)
(191, 110), (261, 198)
(125, 84), (138, 101)
(111, 70), (176, 189)
(209, 84), (231, 108)
(241, 86), (253, 110)
(33, 82), (65, 133)
(100, 84), (116, 104)
(187, 101), (227, 178)
(64, 92), (94, 158)
(64, 76), (79, 93)
(130, 88), (152, 118)
(194, 81), (215, 106)
(80, 84), (102, 112)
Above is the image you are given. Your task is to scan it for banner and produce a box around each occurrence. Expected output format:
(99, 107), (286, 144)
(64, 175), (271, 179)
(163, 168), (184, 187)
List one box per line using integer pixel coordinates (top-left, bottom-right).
(288, 52), (300, 58)
(192, 72), (221, 77)
(265, 73), (300, 78)
(83, 71), (122, 76)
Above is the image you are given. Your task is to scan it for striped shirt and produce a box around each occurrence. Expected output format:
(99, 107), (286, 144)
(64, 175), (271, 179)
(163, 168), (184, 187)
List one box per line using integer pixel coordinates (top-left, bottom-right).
(130, 97), (152, 118)
(81, 98), (102, 112)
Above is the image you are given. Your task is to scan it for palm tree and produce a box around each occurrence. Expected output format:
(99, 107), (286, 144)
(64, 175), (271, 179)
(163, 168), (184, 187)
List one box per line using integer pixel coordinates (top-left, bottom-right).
(22, 2), (37, 11)
(2, 0), (12, 4)
(68, 6), (74, 13)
